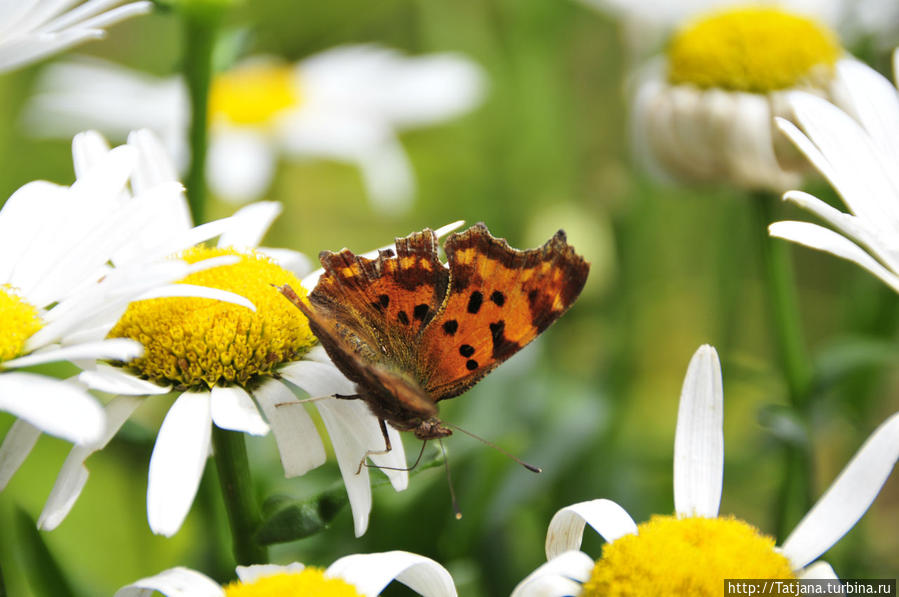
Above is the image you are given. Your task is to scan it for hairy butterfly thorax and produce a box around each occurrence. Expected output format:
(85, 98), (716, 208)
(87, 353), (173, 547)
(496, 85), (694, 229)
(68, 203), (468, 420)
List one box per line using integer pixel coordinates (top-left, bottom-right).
(279, 223), (589, 444)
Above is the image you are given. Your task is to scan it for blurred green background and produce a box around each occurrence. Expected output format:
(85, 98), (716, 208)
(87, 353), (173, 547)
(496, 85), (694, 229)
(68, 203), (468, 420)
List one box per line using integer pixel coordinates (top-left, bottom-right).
(0, 1), (897, 595)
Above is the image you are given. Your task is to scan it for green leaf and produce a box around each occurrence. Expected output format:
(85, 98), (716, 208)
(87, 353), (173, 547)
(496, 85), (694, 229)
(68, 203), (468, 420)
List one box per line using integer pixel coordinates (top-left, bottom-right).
(14, 508), (78, 597)
(256, 487), (347, 545)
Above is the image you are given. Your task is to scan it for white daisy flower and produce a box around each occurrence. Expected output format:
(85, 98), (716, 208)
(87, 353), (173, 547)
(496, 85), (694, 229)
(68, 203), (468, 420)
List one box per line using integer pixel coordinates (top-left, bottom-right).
(628, 5), (863, 192)
(25, 45), (486, 212)
(0, 0), (151, 74)
(769, 51), (899, 294)
(512, 345), (899, 596)
(0, 128), (250, 491)
(35, 192), (463, 537)
(115, 551), (457, 597)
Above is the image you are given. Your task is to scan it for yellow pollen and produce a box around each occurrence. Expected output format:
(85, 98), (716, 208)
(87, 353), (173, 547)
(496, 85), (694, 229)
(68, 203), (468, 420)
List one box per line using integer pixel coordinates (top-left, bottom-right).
(210, 62), (301, 126)
(667, 7), (841, 93)
(223, 567), (363, 597)
(583, 515), (796, 597)
(108, 247), (316, 389)
(0, 285), (42, 363)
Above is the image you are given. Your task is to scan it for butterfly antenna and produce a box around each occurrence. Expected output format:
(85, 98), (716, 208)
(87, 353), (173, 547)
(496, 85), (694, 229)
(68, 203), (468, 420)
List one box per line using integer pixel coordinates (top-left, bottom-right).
(439, 438), (462, 520)
(443, 422), (542, 473)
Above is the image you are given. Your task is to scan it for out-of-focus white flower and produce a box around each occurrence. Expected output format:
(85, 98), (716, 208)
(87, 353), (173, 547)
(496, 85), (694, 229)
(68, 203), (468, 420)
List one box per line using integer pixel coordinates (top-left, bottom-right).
(0, 0), (151, 74)
(0, 128), (249, 490)
(511, 346), (899, 596)
(769, 51), (899, 294)
(115, 552), (458, 597)
(25, 45), (486, 212)
(630, 5), (859, 192)
(581, 0), (898, 58)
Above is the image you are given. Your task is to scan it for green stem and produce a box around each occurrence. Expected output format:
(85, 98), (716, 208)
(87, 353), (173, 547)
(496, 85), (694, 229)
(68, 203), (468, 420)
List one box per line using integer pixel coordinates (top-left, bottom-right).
(180, 4), (223, 224)
(0, 555), (6, 597)
(752, 192), (815, 540)
(211, 426), (268, 565)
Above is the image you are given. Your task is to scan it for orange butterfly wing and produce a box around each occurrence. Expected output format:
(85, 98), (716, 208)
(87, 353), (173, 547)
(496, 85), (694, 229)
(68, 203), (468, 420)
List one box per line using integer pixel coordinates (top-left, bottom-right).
(417, 224), (589, 400)
(286, 229), (450, 422)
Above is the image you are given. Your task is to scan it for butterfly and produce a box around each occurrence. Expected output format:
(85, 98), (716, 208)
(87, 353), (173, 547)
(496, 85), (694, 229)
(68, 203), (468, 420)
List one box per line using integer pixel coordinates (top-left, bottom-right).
(279, 223), (589, 451)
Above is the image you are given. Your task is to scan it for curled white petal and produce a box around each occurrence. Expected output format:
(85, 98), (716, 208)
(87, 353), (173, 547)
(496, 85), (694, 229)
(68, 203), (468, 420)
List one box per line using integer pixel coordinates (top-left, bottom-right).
(0, 420), (41, 491)
(235, 563), (305, 583)
(113, 566), (222, 597)
(80, 364), (171, 395)
(328, 551), (457, 597)
(511, 550), (594, 597)
(545, 499), (638, 560)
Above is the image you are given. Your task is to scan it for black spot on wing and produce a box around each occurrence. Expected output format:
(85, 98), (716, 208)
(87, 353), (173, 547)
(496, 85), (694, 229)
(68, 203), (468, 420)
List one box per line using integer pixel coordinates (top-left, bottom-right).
(397, 310), (410, 325)
(442, 320), (458, 335)
(467, 291), (483, 314)
(489, 320), (520, 360)
(466, 359), (479, 370)
(413, 304), (429, 321)
(459, 344), (475, 357)
(490, 291), (505, 306)
(378, 294), (390, 308)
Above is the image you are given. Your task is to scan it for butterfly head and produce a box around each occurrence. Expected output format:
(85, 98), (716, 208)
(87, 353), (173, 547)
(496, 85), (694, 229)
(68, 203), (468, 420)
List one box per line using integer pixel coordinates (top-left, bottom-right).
(413, 417), (453, 441)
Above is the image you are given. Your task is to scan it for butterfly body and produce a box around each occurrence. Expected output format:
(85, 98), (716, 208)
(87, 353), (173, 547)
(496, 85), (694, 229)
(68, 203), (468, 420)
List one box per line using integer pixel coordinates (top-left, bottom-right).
(281, 224), (589, 441)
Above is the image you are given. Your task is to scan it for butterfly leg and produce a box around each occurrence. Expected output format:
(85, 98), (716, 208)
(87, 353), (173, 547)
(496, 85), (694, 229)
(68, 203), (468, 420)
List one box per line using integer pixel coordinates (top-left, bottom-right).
(356, 418), (393, 475)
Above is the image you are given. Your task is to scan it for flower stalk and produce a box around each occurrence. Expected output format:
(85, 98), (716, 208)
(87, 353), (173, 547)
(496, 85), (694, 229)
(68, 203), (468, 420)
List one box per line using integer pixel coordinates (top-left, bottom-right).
(179, 1), (225, 224)
(753, 191), (815, 539)
(211, 426), (268, 565)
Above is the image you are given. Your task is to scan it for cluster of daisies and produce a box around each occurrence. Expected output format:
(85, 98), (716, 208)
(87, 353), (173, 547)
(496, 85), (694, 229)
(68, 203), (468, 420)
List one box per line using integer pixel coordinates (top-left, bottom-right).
(1, 0), (898, 596)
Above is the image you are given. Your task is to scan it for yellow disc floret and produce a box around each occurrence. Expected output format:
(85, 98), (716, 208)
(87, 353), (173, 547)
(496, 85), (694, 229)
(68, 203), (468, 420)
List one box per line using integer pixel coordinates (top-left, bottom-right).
(0, 285), (42, 363)
(668, 7), (840, 93)
(108, 247), (316, 389)
(223, 567), (363, 597)
(210, 62), (301, 126)
(583, 515), (795, 597)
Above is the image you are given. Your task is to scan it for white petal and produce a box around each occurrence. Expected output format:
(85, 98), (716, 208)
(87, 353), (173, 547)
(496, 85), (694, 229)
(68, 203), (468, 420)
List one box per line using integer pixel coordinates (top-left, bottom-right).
(799, 561), (838, 580)
(781, 412), (899, 568)
(135, 284), (256, 312)
(280, 359), (357, 397)
(147, 392), (212, 536)
(127, 129), (182, 193)
(545, 499), (638, 560)
(209, 385), (268, 435)
(252, 378), (326, 477)
(833, 59), (899, 174)
(768, 221), (899, 294)
(315, 398), (373, 536)
(327, 551), (457, 597)
(72, 129), (112, 178)
(511, 551), (594, 597)
(0, 372), (104, 444)
(218, 201), (282, 249)
(79, 364), (171, 395)
(39, 396), (141, 530)
(235, 563), (304, 583)
(3, 338), (142, 369)
(0, 420), (41, 490)
(114, 567), (222, 597)
(256, 247), (312, 278)
(206, 129), (275, 204)
(674, 345), (724, 518)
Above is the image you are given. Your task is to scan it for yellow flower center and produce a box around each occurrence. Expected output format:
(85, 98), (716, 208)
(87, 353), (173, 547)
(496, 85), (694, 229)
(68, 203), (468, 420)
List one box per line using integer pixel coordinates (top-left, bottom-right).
(223, 568), (363, 597)
(0, 285), (42, 363)
(210, 62), (301, 126)
(667, 7), (840, 93)
(583, 515), (796, 597)
(108, 247), (316, 390)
